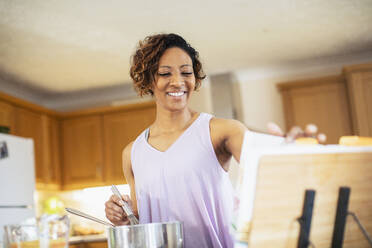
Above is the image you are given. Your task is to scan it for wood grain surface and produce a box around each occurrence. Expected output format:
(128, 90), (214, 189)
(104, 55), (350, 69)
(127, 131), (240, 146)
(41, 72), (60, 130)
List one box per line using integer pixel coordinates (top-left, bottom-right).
(248, 152), (372, 248)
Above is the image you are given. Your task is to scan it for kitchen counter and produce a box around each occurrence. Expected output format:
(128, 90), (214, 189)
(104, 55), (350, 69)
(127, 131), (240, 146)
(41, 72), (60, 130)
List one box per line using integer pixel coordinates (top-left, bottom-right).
(69, 234), (107, 244)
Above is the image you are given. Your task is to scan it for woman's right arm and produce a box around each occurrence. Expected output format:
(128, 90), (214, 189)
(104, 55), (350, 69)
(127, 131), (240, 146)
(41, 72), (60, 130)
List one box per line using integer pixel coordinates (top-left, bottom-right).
(105, 142), (138, 225)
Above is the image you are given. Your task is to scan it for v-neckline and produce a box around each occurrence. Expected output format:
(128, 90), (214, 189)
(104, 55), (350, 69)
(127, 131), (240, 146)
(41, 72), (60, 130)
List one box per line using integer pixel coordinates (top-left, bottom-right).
(144, 113), (202, 154)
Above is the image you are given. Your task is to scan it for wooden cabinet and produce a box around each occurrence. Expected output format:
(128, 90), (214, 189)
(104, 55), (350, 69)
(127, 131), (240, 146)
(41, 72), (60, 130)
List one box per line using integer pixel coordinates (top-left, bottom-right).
(62, 115), (105, 189)
(13, 107), (61, 189)
(278, 76), (353, 144)
(45, 117), (62, 188)
(1, 89), (156, 190)
(344, 64), (372, 137)
(85, 241), (107, 248)
(14, 107), (47, 184)
(103, 106), (156, 184)
(62, 104), (156, 189)
(70, 241), (107, 248)
(0, 100), (15, 133)
(279, 64), (372, 144)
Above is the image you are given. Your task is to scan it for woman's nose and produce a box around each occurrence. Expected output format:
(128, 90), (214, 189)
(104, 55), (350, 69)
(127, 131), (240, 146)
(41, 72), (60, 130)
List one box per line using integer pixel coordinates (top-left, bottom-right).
(170, 73), (184, 86)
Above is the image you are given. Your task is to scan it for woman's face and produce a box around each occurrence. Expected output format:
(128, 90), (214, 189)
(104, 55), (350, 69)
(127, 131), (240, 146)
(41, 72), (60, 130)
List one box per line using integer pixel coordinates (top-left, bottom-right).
(152, 47), (196, 112)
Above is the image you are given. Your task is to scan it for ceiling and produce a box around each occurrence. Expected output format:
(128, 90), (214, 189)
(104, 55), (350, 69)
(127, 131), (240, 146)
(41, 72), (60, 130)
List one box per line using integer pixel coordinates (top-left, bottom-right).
(1, 0), (372, 93)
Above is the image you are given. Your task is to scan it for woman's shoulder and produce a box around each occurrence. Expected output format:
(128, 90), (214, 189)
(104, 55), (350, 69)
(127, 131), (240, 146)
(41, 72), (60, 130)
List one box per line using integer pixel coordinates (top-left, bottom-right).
(122, 141), (134, 160)
(209, 116), (247, 139)
(210, 116), (245, 129)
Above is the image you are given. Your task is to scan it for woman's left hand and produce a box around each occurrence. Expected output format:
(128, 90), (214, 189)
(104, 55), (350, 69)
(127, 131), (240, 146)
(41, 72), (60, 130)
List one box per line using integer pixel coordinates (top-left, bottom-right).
(267, 122), (327, 144)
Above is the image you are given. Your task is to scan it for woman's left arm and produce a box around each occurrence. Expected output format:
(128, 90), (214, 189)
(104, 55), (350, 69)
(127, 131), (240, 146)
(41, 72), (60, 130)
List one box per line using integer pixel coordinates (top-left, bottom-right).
(213, 118), (327, 167)
(211, 118), (248, 164)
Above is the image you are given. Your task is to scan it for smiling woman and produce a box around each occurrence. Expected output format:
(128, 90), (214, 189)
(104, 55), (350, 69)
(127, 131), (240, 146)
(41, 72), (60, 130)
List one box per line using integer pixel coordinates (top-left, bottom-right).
(104, 33), (323, 248)
(105, 33), (247, 248)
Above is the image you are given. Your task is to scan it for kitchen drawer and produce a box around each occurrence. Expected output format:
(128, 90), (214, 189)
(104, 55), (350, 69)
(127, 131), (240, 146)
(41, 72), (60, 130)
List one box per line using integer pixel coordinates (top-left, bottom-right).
(70, 241), (107, 248)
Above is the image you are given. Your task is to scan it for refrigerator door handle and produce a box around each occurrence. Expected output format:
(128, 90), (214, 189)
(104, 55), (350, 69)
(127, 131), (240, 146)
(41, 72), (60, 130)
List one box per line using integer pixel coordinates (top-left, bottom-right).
(0, 205), (33, 209)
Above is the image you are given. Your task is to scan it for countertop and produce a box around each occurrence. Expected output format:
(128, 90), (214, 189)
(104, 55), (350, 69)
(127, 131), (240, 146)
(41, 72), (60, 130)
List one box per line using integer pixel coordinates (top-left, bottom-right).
(69, 234), (107, 244)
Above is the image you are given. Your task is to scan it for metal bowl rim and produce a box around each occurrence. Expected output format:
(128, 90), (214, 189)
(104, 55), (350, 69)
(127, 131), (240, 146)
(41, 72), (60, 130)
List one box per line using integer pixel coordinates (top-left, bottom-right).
(108, 221), (183, 230)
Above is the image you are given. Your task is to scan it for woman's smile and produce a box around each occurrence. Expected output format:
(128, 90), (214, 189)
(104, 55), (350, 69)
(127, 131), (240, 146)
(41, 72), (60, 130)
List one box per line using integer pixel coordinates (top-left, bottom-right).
(166, 91), (187, 97)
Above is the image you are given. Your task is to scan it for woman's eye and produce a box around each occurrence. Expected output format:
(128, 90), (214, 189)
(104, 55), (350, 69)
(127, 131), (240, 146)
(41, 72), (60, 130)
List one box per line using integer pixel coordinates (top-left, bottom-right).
(158, 73), (171, 77)
(182, 72), (193, 76)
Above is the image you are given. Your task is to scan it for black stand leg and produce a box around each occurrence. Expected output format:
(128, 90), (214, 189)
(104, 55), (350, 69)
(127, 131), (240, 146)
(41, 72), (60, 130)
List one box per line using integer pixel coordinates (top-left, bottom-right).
(331, 187), (350, 248)
(332, 187), (372, 247)
(297, 190), (316, 248)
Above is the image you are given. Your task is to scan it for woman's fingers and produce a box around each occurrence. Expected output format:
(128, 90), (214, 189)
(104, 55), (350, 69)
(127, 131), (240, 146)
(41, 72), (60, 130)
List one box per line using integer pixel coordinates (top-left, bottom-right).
(122, 194), (134, 208)
(107, 196), (125, 214)
(105, 202), (123, 220)
(305, 124), (318, 137)
(105, 195), (129, 224)
(111, 194), (124, 206)
(305, 124), (327, 143)
(286, 126), (304, 142)
(317, 133), (327, 144)
(107, 210), (122, 220)
(122, 194), (130, 202)
(267, 122), (327, 144)
(267, 122), (285, 136)
(104, 194), (134, 226)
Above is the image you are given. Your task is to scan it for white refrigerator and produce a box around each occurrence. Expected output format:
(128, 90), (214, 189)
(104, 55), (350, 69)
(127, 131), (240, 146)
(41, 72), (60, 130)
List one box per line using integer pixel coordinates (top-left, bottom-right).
(0, 133), (36, 245)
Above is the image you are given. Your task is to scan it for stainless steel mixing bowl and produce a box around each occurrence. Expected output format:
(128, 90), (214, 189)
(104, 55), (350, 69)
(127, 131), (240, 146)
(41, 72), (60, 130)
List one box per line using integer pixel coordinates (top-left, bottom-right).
(107, 221), (183, 248)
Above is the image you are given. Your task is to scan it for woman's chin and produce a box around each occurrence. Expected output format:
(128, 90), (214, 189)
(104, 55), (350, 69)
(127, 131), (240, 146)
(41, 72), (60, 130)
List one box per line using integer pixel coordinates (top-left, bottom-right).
(164, 102), (188, 112)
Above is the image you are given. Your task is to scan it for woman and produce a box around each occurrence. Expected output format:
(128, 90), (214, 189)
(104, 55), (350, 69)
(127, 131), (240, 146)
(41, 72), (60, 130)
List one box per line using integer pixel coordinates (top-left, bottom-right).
(104, 33), (323, 247)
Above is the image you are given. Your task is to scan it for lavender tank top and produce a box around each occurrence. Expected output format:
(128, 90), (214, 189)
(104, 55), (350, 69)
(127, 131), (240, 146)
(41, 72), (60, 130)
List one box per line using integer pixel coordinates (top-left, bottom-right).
(131, 113), (234, 248)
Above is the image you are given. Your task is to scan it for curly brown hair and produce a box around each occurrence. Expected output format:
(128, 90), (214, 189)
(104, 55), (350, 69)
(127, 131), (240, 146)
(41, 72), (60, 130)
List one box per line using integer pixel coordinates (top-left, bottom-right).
(130, 33), (206, 96)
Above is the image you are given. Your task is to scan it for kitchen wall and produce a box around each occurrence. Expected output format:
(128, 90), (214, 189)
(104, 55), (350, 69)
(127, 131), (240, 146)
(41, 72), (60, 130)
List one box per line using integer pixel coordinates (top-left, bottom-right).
(188, 77), (213, 114)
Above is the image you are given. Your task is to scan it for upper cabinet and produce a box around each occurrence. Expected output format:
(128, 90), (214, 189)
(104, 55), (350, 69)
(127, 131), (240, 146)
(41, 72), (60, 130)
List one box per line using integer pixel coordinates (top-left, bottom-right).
(13, 107), (61, 189)
(0, 90), (156, 190)
(279, 63), (372, 143)
(0, 100), (15, 133)
(103, 106), (156, 185)
(344, 64), (372, 137)
(62, 115), (105, 190)
(278, 76), (353, 144)
(60, 102), (156, 189)
(14, 107), (48, 185)
(45, 117), (62, 188)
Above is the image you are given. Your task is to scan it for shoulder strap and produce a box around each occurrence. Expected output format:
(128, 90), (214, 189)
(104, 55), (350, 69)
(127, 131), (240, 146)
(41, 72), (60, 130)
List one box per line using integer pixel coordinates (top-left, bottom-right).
(145, 128), (150, 141)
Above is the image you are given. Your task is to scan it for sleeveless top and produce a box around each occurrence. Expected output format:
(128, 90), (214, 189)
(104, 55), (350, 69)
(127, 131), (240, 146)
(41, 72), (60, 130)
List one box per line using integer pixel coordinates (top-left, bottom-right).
(131, 113), (234, 248)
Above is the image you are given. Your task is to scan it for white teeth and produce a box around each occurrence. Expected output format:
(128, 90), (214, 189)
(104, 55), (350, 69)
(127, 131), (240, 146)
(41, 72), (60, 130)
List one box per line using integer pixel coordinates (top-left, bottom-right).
(167, 92), (185, 97)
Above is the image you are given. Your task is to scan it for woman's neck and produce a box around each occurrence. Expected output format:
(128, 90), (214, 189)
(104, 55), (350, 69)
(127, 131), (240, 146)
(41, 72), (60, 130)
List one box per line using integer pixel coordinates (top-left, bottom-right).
(152, 107), (197, 134)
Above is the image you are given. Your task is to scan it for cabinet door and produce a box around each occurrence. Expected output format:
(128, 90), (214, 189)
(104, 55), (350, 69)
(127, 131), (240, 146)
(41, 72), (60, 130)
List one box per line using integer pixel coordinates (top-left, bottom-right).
(37, 116), (62, 190)
(14, 107), (47, 184)
(46, 117), (62, 188)
(103, 107), (156, 184)
(0, 100), (15, 133)
(280, 79), (353, 144)
(347, 71), (372, 136)
(69, 244), (84, 248)
(85, 241), (107, 248)
(62, 116), (104, 189)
